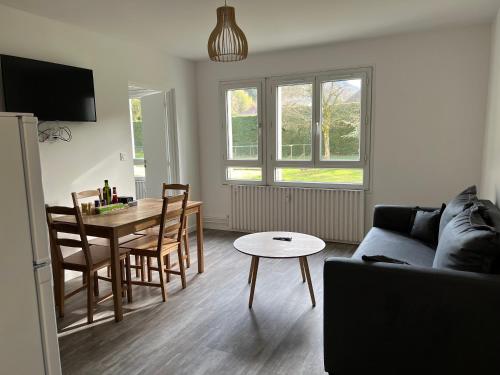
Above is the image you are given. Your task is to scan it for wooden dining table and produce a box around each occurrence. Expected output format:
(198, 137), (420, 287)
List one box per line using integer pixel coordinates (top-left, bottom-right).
(54, 198), (204, 322)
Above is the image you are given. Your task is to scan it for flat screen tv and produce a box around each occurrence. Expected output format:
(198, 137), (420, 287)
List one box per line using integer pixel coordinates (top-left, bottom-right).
(0, 55), (96, 122)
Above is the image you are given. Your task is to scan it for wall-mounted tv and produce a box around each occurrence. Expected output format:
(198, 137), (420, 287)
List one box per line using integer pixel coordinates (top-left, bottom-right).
(0, 54), (96, 122)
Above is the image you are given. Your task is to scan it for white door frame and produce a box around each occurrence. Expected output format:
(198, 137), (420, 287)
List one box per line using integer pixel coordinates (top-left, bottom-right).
(129, 84), (180, 198)
(165, 88), (180, 184)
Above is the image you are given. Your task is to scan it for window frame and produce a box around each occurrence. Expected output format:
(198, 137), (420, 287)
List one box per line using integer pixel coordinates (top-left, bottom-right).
(220, 79), (266, 185)
(220, 67), (372, 189)
(268, 73), (316, 169)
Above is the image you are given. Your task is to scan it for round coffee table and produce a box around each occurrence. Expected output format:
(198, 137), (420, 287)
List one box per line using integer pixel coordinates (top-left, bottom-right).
(233, 231), (325, 308)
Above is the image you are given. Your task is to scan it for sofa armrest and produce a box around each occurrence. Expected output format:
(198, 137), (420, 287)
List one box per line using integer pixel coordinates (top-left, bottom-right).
(372, 205), (438, 233)
(324, 258), (500, 375)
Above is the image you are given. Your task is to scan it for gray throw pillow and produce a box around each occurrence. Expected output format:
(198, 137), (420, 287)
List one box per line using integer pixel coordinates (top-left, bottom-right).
(433, 203), (500, 273)
(438, 185), (477, 239)
(410, 204), (445, 246)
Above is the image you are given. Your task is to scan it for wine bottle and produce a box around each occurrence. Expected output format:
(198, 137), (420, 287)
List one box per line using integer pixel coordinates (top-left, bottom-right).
(103, 180), (111, 206)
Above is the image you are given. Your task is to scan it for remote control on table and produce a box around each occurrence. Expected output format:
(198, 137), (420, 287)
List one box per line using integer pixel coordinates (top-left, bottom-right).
(273, 237), (292, 242)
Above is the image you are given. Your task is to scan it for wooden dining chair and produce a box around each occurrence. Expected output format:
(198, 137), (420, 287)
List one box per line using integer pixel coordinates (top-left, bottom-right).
(71, 190), (144, 281)
(45, 204), (133, 324)
(136, 184), (191, 282)
(120, 190), (189, 302)
(71, 189), (100, 208)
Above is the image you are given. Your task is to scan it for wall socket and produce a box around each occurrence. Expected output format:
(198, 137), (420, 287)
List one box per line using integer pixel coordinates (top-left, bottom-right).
(120, 152), (127, 161)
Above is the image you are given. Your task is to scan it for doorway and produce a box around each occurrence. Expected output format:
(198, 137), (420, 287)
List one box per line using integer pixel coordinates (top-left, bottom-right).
(128, 85), (179, 198)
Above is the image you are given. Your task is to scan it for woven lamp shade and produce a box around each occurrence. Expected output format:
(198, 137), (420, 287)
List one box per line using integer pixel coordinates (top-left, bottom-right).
(208, 5), (248, 62)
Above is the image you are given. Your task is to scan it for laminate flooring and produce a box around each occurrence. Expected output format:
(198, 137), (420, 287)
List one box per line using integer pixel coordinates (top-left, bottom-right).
(58, 229), (356, 375)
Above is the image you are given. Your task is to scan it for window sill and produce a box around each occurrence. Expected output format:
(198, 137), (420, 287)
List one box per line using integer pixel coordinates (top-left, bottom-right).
(223, 181), (367, 190)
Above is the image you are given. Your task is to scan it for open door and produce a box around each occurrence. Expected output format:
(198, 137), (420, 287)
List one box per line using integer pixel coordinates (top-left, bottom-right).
(129, 85), (179, 199)
(141, 91), (170, 198)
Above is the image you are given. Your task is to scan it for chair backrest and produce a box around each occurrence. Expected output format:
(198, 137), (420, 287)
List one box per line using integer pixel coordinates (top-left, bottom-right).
(45, 205), (93, 268)
(156, 189), (189, 251)
(162, 183), (190, 200)
(71, 190), (100, 208)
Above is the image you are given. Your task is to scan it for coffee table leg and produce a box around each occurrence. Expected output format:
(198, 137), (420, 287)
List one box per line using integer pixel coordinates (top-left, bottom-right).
(299, 258), (306, 283)
(301, 256), (315, 307)
(248, 257), (255, 284)
(249, 256), (259, 308)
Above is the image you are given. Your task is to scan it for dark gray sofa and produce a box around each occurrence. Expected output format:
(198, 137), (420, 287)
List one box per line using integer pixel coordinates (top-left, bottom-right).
(324, 200), (500, 375)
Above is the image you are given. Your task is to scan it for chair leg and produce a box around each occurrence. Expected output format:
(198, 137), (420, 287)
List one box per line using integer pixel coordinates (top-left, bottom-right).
(52, 267), (59, 308)
(140, 256), (145, 282)
(147, 257), (152, 282)
(135, 255), (140, 278)
(120, 260), (126, 297)
(177, 244), (187, 289)
(165, 254), (171, 282)
(125, 255), (133, 303)
(157, 255), (167, 302)
(106, 266), (111, 278)
(82, 272), (87, 285)
(87, 272), (94, 324)
(184, 231), (191, 269)
(58, 269), (65, 318)
(93, 271), (99, 297)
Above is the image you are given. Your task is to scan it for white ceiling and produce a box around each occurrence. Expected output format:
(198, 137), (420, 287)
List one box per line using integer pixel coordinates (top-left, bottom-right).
(1, 0), (499, 60)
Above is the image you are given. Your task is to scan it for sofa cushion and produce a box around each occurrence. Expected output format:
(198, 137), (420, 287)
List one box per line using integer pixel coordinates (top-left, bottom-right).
(410, 204), (445, 246)
(433, 204), (500, 273)
(479, 200), (500, 231)
(439, 185), (476, 239)
(352, 227), (436, 267)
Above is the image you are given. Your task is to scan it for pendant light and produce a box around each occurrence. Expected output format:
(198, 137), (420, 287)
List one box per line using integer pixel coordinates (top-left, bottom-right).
(207, 1), (248, 62)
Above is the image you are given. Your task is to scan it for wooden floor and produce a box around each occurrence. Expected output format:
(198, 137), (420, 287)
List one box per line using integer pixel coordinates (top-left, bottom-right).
(58, 229), (356, 375)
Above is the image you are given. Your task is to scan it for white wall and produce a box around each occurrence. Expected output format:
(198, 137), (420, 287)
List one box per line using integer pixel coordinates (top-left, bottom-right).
(481, 10), (500, 205)
(0, 4), (200, 205)
(196, 24), (491, 230)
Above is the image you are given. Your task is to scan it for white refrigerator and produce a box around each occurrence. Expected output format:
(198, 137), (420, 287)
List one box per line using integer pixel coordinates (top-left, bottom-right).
(0, 113), (62, 374)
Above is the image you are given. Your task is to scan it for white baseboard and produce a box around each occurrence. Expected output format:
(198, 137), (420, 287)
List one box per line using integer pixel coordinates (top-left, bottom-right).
(203, 215), (230, 231)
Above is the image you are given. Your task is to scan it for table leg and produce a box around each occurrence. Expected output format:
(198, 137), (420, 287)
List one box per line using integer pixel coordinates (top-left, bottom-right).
(249, 256), (260, 308)
(110, 233), (123, 322)
(299, 257), (306, 283)
(196, 206), (205, 273)
(301, 256), (315, 307)
(248, 257), (255, 284)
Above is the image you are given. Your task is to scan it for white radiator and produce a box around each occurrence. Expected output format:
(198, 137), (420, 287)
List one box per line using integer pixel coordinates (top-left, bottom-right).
(230, 185), (365, 243)
(135, 178), (146, 200)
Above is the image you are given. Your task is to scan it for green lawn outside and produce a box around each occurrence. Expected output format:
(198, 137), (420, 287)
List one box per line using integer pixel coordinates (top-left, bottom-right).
(228, 167), (363, 184)
(227, 167), (262, 181)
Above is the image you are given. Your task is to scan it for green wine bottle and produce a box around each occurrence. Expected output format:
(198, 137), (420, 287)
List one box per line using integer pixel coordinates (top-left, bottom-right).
(103, 180), (111, 206)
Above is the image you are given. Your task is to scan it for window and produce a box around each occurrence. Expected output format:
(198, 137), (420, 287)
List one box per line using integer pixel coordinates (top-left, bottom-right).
(221, 80), (264, 183)
(275, 81), (313, 162)
(129, 98), (145, 178)
(221, 68), (372, 188)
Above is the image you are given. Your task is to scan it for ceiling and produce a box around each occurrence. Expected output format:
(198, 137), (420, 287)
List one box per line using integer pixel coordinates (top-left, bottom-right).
(1, 0), (499, 60)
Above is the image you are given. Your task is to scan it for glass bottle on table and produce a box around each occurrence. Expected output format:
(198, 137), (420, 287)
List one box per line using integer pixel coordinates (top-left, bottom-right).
(112, 187), (118, 204)
(103, 180), (111, 206)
